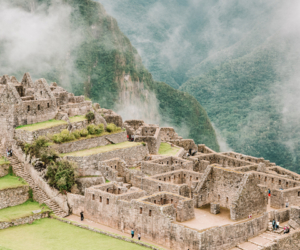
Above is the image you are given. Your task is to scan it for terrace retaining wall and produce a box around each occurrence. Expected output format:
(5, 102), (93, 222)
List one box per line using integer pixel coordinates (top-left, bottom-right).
(0, 163), (9, 177)
(0, 211), (50, 230)
(0, 185), (29, 209)
(65, 144), (149, 170)
(56, 132), (127, 154)
(15, 123), (68, 143)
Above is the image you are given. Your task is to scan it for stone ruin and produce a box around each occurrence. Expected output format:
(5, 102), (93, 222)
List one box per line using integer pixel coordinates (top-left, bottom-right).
(1, 73), (300, 249)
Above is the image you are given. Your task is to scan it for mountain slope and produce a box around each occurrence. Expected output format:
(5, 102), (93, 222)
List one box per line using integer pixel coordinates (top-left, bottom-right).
(3, 0), (219, 151)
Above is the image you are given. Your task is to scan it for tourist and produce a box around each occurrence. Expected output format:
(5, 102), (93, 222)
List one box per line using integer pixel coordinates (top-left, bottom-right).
(131, 135), (135, 142)
(284, 226), (290, 234)
(10, 149), (13, 157)
(276, 220), (279, 230)
(286, 201), (289, 208)
(272, 219), (276, 231)
(268, 189), (271, 197)
(80, 211), (84, 221)
(131, 229), (134, 238)
(6, 148), (9, 157)
(138, 233), (141, 240)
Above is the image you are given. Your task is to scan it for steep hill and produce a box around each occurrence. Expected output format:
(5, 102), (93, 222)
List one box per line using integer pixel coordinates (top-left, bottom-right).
(180, 14), (300, 171)
(1, 0), (219, 151)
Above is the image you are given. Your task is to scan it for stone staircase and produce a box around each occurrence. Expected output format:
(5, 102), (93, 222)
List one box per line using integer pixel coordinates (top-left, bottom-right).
(9, 156), (68, 218)
(231, 227), (294, 250)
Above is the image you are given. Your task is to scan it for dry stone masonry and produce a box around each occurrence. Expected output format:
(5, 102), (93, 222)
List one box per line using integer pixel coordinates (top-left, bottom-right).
(1, 73), (300, 249)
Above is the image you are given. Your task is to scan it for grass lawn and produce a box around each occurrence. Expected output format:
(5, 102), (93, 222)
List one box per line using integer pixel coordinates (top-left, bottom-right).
(0, 201), (50, 222)
(0, 157), (9, 165)
(69, 115), (87, 123)
(158, 143), (180, 156)
(15, 120), (67, 131)
(61, 142), (142, 157)
(0, 175), (27, 190)
(0, 218), (149, 250)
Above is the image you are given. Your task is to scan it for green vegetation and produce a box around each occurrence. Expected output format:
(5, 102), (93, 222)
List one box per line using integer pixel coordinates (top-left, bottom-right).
(49, 123), (121, 144)
(158, 143), (180, 156)
(0, 175), (27, 190)
(0, 218), (149, 250)
(0, 157), (9, 165)
(24, 137), (77, 192)
(85, 111), (95, 123)
(62, 142), (142, 157)
(69, 115), (87, 123)
(15, 120), (67, 131)
(46, 160), (78, 192)
(8, 0), (219, 151)
(0, 201), (50, 222)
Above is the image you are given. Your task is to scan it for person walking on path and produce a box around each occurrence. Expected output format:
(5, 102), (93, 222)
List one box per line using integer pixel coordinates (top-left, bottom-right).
(80, 211), (84, 221)
(276, 220), (279, 230)
(272, 219), (276, 231)
(268, 189), (271, 197)
(138, 233), (141, 241)
(131, 229), (134, 238)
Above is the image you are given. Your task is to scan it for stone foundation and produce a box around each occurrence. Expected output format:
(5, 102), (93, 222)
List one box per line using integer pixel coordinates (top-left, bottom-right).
(0, 164), (9, 177)
(210, 203), (220, 214)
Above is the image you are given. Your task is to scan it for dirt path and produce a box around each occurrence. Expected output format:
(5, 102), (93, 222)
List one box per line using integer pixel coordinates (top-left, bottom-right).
(66, 215), (169, 250)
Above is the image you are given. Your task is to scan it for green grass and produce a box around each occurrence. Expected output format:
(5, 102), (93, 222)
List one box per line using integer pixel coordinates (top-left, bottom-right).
(69, 115), (87, 123)
(0, 157), (9, 165)
(61, 142), (142, 157)
(0, 218), (149, 250)
(0, 175), (27, 190)
(158, 143), (180, 156)
(0, 201), (50, 222)
(15, 120), (67, 131)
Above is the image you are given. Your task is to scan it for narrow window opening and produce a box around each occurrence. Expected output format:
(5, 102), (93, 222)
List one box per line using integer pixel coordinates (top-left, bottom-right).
(27, 106), (30, 112)
(140, 207), (142, 214)
(92, 194), (95, 200)
(159, 186), (161, 192)
(107, 199), (109, 205)
(279, 180), (281, 185)
(164, 178), (166, 181)
(272, 178), (274, 183)
(286, 182), (289, 187)
(265, 177), (267, 182)
(149, 210), (152, 216)
(190, 176), (192, 181)
(100, 196), (102, 202)
(196, 177), (199, 180)
(47, 103), (49, 108)
(38, 104), (40, 110)
(184, 174), (186, 178)
(40, 91), (42, 95)
(154, 200), (156, 204)
(294, 183), (296, 187)
(171, 199), (173, 204)
(298, 192), (300, 197)
(226, 197), (228, 203)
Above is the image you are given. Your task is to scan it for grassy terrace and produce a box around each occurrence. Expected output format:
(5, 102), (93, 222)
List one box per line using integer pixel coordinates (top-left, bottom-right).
(61, 142), (142, 157)
(0, 157), (9, 165)
(0, 201), (50, 222)
(15, 119), (67, 131)
(0, 219), (148, 250)
(0, 175), (27, 190)
(69, 115), (87, 123)
(159, 142), (180, 156)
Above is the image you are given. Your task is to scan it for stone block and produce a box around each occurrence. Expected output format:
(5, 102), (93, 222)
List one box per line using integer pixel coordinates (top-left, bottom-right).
(210, 203), (220, 214)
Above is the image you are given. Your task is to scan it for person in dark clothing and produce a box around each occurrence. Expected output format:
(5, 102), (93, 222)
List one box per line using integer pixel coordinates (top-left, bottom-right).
(272, 219), (276, 231)
(80, 211), (84, 221)
(131, 229), (134, 238)
(138, 233), (141, 240)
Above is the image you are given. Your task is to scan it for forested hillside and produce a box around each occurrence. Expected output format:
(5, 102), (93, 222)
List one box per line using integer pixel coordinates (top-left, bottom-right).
(1, 0), (219, 151)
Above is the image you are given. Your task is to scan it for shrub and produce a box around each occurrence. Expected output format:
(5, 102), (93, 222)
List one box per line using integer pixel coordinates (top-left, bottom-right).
(87, 124), (96, 135)
(85, 111), (95, 123)
(95, 124), (104, 134)
(45, 160), (78, 192)
(72, 130), (81, 139)
(28, 188), (34, 202)
(24, 136), (50, 160)
(51, 134), (63, 144)
(106, 123), (117, 133)
(80, 129), (89, 137)
(8, 166), (13, 176)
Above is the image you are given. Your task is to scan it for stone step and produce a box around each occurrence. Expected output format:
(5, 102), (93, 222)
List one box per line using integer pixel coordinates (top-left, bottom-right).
(237, 242), (261, 250)
(248, 236), (272, 247)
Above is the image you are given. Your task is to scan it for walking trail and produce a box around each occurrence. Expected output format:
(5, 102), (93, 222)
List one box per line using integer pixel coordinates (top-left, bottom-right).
(66, 215), (169, 250)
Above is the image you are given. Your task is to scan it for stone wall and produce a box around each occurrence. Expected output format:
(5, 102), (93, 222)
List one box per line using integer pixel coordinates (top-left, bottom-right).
(134, 127), (161, 154)
(67, 193), (85, 215)
(65, 144), (149, 170)
(270, 187), (300, 209)
(59, 101), (92, 117)
(56, 132), (127, 154)
(0, 211), (50, 230)
(141, 156), (193, 176)
(268, 208), (290, 223)
(0, 186), (29, 209)
(169, 139), (197, 151)
(0, 163), (9, 177)
(15, 123), (68, 143)
(198, 144), (216, 154)
(75, 177), (105, 195)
